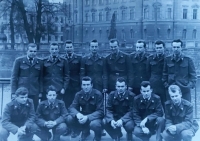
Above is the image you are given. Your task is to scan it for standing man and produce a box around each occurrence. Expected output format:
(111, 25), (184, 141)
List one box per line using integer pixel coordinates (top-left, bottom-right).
(105, 38), (131, 92)
(129, 40), (151, 95)
(147, 40), (166, 107)
(162, 85), (199, 141)
(80, 39), (107, 93)
(132, 81), (165, 141)
(0, 87), (38, 141)
(103, 77), (135, 141)
(162, 39), (196, 102)
(35, 85), (68, 141)
(43, 42), (70, 100)
(66, 76), (104, 141)
(63, 40), (82, 108)
(11, 43), (43, 109)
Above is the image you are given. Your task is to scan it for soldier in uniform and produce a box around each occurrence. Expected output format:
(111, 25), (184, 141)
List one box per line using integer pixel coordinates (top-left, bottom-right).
(162, 85), (199, 141)
(66, 76), (104, 141)
(132, 81), (165, 141)
(35, 85), (68, 141)
(43, 42), (70, 100)
(105, 39), (131, 93)
(162, 39), (196, 102)
(103, 77), (135, 141)
(63, 40), (82, 108)
(0, 87), (37, 141)
(147, 40), (166, 107)
(11, 43), (43, 109)
(129, 40), (151, 95)
(80, 39), (107, 93)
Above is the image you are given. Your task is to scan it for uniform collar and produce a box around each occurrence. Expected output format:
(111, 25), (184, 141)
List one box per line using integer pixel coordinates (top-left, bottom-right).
(66, 53), (74, 59)
(13, 99), (31, 109)
(47, 55), (61, 62)
(171, 53), (184, 61)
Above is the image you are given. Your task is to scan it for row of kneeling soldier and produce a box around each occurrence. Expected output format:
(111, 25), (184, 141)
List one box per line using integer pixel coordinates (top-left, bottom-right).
(0, 77), (199, 141)
(10, 38), (197, 112)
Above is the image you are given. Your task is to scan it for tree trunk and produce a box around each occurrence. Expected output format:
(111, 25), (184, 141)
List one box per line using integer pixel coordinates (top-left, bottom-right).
(9, 0), (15, 49)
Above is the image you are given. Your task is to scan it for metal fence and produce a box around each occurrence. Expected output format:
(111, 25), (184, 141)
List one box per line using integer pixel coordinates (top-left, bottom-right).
(0, 77), (199, 118)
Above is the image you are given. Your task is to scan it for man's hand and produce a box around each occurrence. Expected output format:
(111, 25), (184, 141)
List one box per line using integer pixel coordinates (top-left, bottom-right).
(76, 113), (84, 120)
(60, 88), (65, 94)
(45, 121), (56, 128)
(116, 119), (123, 127)
(167, 125), (177, 134)
(128, 87), (133, 91)
(79, 115), (88, 124)
(142, 127), (150, 134)
(140, 118), (148, 128)
(111, 120), (117, 129)
(39, 93), (43, 98)
(17, 126), (26, 136)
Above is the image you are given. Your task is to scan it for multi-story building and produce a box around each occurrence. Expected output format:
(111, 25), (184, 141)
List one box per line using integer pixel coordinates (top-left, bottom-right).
(68, 0), (200, 48)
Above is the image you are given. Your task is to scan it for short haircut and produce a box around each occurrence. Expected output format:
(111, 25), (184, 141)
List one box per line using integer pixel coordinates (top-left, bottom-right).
(136, 40), (146, 48)
(81, 76), (93, 84)
(27, 43), (37, 50)
(65, 40), (73, 44)
(15, 87), (28, 96)
(140, 81), (151, 88)
(109, 38), (119, 46)
(46, 85), (57, 94)
(155, 40), (165, 48)
(172, 39), (183, 47)
(168, 85), (182, 95)
(90, 39), (98, 46)
(116, 77), (127, 85)
(50, 42), (59, 48)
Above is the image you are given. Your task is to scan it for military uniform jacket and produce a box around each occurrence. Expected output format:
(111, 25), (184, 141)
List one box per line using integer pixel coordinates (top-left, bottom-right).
(43, 55), (70, 92)
(68, 89), (104, 121)
(105, 90), (135, 123)
(129, 52), (151, 88)
(11, 56), (43, 95)
(162, 54), (196, 88)
(1, 98), (35, 134)
(63, 53), (82, 86)
(36, 99), (68, 127)
(132, 94), (163, 126)
(105, 51), (132, 87)
(80, 53), (107, 91)
(165, 99), (194, 134)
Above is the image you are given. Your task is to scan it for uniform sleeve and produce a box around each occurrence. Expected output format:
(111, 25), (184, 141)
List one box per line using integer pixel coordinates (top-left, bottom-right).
(165, 104), (173, 129)
(54, 102), (68, 124)
(175, 105), (193, 134)
(126, 55), (133, 88)
(105, 93), (114, 122)
(87, 94), (104, 121)
(188, 58), (197, 87)
(146, 57), (151, 80)
(39, 59), (43, 93)
(80, 57), (86, 79)
(162, 58), (169, 88)
(25, 100), (36, 127)
(36, 104), (46, 127)
(63, 59), (70, 90)
(1, 104), (19, 134)
(68, 93), (81, 117)
(102, 57), (108, 89)
(11, 58), (20, 94)
(132, 99), (142, 126)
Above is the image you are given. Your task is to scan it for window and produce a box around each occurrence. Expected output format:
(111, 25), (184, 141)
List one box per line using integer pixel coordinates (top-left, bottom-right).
(192, 29), (197, 39)
(42, 35), (45, 41)
(49, 36), (51, 41)
(61, 36), (63, 41)
(106, 11), (110, 21)
(85, 13), (89, 22)
(114, 0), (117, 3)
(55, 26), (58, 32)
(106, 0), (109, 4)
(99, 0), (103, 5)
(75, 13), (78, 23)
(167, 29), (171, 39)
(130, 29), (134, 38)
(157, 8), (161, 19)
(144, 29), (147, 38)
(61, 27), (64, 31)
(130, 9), (135, 20)
(114, 11), (118, 21)
(92, 0), (95, 5)
(99, 12), (103, 21)
(193, 9), (197, 19)
(167, 8), (172, 19)
(55, 36), (58, 41)
(182, 29), (187, 39)
(55, 17), (59, 22)
(183, 9), (187, 19)
(61, 17), (64, 23)
(121, 30), (125, 40)
(92, 13), (95, 22)
(75, 0), (78, 8)
(157, 28), (160, 38)
(122, 10), (126, 20)
(144, 8), (149, 19)
(85, 0), (90, 6)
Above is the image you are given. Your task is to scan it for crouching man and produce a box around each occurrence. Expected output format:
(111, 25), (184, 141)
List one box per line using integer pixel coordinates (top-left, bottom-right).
(35, 85), (68, 141)
(161, 85), (199, 141)
(0, 87), (37, 141)
(66, 76), (104, 141)
(103, 77), (135, 141)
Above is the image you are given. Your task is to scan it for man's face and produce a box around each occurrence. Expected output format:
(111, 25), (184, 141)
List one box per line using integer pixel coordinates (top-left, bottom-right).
(136, 42), (145, 53)
(81, 80), (93, 93)
(140, 85), (152, 99)
(65, 43), (74, 54)
(172, 42), (182, 55)
(169, 90), (182, 105)
(110, 41), (119, 54)
(46, 90), (57, 103)
(90, 42), (99, 54)
(27, 47), (37, 58)
(49, 45), (59, 57)
(16, 94), (28, 104)
(116, 81), (127, 94)
(155, 44), (164, 55)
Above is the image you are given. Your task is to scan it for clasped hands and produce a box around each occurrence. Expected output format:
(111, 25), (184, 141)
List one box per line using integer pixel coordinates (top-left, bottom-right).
(140, 118), (150, 134)
(111, 119), (123, 129)
(76, 113), (88, 124)
(44, 121), (57, 128)
(167, 125), (177, 135)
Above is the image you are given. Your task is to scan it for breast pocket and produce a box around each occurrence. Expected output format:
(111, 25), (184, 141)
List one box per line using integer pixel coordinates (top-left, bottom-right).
(167, 63), (175, 74)
(57, 63), (64, 71)
(179, 63), (188, 76)
(117, 58), (126, 70)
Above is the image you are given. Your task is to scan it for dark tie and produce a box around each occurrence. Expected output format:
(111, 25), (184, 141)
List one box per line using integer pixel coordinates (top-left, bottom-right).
(50, 103), (53, 109)
(29, 58), (33, 65)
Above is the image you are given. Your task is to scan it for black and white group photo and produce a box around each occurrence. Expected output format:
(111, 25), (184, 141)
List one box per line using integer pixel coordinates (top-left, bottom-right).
(0, 0), (200, 141)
